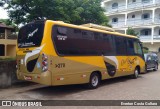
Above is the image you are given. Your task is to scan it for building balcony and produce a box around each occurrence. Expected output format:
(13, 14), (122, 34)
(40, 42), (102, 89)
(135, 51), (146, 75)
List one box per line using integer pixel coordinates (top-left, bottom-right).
(105, 0), (160, 14)
(127, 0), (154, 10)
(0, 32), (17, 40)
(106, 5), (126, 14)
(139, 35), (152, 41)
(0, 33), (5, 39)
(7, 33), (17, 40)
(127, 18), (153, 27)
(139, 35), (160, 42)
(153, 35), (160, 39)
(110, 21), (125, 28)
(111, 18), (160, 28)
(154, 18), (160, 24)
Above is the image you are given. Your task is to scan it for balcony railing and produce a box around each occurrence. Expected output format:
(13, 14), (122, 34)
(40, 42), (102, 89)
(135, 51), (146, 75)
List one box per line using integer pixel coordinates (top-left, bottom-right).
(139, 35), (152, 41)
(154, 35), (160, 39)
(154, 18), (160, 24)
(139, 35), (160, 42)
(106, 5), (126, 14)
(110, 21), (125, 28)
(110, 18), (160, 28)
(127, 0), (153, 10)
(127, 18), (153, 26)
(106, 0), (160, 14)
(7, 33), (17, 40)
(0, 33), (17, 40)
(0, 33), (5, 39)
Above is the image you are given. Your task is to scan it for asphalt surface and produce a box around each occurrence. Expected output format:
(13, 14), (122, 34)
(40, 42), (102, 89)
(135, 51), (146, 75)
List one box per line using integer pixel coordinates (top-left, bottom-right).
(0, 68), (160, 109)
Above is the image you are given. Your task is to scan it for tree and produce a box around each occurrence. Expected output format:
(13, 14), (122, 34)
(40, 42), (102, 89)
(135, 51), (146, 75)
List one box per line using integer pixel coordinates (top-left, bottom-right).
(126, 27), (139, 36)
(0, 19), (19, 31)
(2, 0), (110, 26)
(0, 19), (14, 26)
(0, 1), (5, 6)
(143, 47), (149, 53)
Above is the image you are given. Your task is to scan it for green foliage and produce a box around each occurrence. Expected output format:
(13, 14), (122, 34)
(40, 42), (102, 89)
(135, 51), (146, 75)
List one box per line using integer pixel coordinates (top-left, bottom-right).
(143, 47), (149, 53)
(2, 0), (109, 26)
(0, 19), (19, 31)
(0, 19), (14, 26)
(0, 57), (16, 61)
(126, 27), (139, 37)
(0, 1), (5, 6)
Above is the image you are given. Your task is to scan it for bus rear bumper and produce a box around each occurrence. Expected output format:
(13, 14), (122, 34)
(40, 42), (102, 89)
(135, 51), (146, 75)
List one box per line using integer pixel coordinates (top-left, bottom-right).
(16, 70), (52, 85)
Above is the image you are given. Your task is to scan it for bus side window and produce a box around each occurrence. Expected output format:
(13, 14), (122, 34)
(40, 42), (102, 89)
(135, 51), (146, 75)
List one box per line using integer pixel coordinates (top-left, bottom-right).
(133, 41), (143, 56)
(115, 37), (127, 56)
(127, 39), (135, 55)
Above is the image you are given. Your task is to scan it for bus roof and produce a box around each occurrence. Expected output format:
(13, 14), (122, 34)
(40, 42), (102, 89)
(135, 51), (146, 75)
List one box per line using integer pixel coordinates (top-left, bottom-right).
(47, 20), (138, 39)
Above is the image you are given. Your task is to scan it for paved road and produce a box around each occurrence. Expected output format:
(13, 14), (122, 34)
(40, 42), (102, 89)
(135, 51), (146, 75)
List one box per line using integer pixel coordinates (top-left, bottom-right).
(0, 69), (160, 109)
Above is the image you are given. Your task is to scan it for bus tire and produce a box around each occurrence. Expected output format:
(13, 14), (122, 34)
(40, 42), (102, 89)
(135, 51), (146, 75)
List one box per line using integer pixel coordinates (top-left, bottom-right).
(86, 72), (100, 89)
(132, 67), (139, 79)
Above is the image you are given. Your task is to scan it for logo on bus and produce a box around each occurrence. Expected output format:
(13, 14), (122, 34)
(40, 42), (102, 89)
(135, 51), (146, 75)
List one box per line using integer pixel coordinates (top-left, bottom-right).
(28, 28), (38, 39)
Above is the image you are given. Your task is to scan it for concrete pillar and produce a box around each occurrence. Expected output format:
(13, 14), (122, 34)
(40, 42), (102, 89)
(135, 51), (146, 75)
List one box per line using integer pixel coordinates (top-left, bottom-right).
(5, 44), (7, 56)
(126, 0), (128, 9)
(153, 0), (155, 4)
(152, 9), (155, 23)
(5, 29), (7, 39)
(151, 27), (154, 44)
(125, 29), (127, 34)
(125, 13), (128, 26)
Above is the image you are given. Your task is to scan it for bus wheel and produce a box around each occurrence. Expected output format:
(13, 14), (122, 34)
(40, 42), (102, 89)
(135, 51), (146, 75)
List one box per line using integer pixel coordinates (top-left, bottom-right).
(87, 73), (100, 89)
(132, 68), (139, 79)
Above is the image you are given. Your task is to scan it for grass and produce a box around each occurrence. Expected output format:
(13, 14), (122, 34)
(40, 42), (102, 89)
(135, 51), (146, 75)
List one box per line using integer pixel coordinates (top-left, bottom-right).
(0, 57), (16, 61)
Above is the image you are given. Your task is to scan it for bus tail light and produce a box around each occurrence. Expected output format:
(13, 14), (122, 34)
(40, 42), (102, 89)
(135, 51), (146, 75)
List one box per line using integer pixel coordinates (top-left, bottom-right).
(42, 53), (48, 72)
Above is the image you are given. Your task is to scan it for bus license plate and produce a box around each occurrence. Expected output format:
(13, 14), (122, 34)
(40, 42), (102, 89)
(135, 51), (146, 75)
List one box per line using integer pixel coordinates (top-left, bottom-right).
(24, 76), (32, 80)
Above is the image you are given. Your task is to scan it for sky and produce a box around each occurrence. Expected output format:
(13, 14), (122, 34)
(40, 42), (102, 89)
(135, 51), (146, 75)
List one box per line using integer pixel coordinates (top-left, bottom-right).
(0, 7), (9, 19)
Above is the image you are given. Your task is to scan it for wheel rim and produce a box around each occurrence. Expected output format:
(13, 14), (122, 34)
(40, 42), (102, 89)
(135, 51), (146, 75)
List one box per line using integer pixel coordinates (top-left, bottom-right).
(135, 69), (138, 77)
(91, 75), (98, 87)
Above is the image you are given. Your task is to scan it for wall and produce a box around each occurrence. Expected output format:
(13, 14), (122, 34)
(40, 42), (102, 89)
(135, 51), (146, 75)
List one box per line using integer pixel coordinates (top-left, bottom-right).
(0, 60), (17, 88)
(143, 42), (160, 52)
(7, 45), (16, 56)
(154, 27), (160, 36)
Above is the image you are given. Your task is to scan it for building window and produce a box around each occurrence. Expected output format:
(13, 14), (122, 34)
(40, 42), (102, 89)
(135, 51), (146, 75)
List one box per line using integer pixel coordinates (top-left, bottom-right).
(159, 30), (160, 35)
(142, 0), (150, 3)
(112, 18), (118, 23)
(142, 13), (150, 19)
(132, 15), (135, 18)
(140, 29), (151, 36)
(115, 37), (127, 55)
(159, 48), (160, 52)
(133, 0), (136, 2)
(112, 3), (118, 9)
(144, 31), (149, 35)
(0, 44), (5, 56)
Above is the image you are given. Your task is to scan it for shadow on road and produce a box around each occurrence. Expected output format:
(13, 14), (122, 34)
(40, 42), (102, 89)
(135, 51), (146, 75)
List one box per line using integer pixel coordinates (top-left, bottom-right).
(23, 75), (143, 97)
(140, 70), (157, 75)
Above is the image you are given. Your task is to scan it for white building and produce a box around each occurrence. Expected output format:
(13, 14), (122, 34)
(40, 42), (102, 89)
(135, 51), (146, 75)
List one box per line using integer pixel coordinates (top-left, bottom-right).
(102, 0), (160, 52)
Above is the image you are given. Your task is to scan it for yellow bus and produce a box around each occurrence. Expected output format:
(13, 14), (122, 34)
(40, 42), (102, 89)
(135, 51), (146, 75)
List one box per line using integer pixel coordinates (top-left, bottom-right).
(16, 20), (146, 89)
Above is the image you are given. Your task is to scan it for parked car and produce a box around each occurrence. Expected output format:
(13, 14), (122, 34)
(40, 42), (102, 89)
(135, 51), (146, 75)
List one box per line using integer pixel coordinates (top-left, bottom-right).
(144, 53), (159, 71)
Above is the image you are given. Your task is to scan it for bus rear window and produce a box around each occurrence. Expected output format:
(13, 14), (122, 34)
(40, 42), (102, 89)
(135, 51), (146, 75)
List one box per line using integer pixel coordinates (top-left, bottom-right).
(18, 21), (45, 48)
